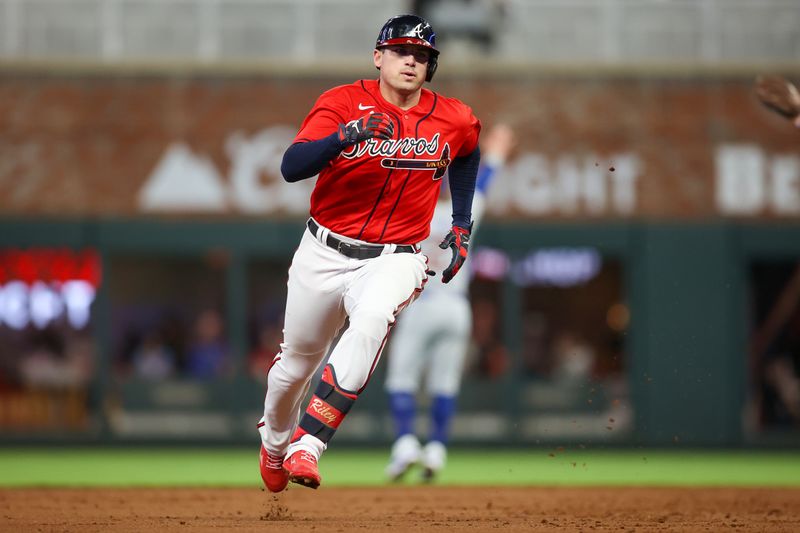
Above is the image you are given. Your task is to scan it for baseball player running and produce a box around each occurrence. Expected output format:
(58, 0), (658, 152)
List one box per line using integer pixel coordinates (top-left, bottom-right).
(384, 123), (515, 482)
(257, 14), (482, 492)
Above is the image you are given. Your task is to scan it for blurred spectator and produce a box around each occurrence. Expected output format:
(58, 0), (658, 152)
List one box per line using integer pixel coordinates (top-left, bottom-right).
(4, 326), (93, 432)
(520, 311), (550, 376)
(469, 296), (509, 378)
(18, 326), (92, 388)
(755, 266), (800, 428)
(185, 309), (228, 379)
(550, 329), (596, 384)
(115, 311), (187, 378)
(159, 311), (189, 372)
(762, 351), (800, 426)
(749, 262), (800, 430)
(131, 330), (177, 380)
(248, 320), (283, 383)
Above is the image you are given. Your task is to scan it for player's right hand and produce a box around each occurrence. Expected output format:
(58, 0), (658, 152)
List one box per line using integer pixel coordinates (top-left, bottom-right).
(338, 112), (395, 146)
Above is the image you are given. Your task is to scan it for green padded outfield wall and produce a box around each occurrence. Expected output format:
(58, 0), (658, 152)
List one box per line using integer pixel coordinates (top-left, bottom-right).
(1, 219), (795, 446)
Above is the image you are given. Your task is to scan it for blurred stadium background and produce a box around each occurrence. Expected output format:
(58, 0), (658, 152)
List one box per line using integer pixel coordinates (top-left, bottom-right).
(1, 0), (800, 475)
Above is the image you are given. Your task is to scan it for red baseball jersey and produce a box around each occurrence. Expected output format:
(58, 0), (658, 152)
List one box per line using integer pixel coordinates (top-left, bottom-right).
(293, 79), (481, 245)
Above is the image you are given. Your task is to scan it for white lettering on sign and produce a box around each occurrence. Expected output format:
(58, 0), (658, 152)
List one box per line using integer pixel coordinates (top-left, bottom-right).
(715, 145), (800, 216)
(139, 126), (314, 214)
(715, 145), (765, 215)
(226, 126), (315, 214)
(140, 135), (644, 217)
(486, 152), (640, 216)
(771, 156), (800, 214)
(139, 143), (229, 211)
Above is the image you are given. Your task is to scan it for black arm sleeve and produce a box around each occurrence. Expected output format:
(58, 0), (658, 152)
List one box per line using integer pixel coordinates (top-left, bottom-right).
(448, 146), (481, 228)
(281, 133), (345, 182)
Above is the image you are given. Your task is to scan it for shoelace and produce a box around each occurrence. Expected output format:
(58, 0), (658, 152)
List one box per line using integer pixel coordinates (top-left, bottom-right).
(266, 453), (284, 469)
(298, 451), (316, 464)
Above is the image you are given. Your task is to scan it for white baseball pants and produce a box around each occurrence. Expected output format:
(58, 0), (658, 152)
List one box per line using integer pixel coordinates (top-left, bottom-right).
(385, 291), (472, 397)
(261, 226), (428, 456)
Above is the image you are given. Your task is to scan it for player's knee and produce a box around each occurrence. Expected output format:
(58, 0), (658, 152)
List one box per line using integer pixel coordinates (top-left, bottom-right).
(348, 309), (393, 341)
(281, 337), (330, 357)
(270, 351), (321, 385)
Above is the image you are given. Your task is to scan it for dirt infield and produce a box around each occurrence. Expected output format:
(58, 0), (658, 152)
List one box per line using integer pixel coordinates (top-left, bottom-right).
(1, 486), (799, 532)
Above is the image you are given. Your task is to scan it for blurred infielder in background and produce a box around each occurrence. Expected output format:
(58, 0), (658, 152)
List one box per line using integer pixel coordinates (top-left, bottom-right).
(257, 14), (482, 492)
(384, 123), (515, 482)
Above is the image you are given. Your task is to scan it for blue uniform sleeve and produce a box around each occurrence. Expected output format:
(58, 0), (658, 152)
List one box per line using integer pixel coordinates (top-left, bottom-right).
(475, 160), (499, 194)
(448, 145), (481, 229)
(281, 133), (345, 182)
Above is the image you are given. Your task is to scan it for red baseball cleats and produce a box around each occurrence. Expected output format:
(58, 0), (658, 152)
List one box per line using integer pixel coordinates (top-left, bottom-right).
(259, 445), (289, 493)
(285, 450), (321, 489)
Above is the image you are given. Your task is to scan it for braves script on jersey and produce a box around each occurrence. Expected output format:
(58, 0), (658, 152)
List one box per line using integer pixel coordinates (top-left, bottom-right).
(294, 79), (481, 244)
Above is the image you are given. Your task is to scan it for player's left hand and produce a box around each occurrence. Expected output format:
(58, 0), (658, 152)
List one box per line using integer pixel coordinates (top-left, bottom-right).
(439, 223), (472, 283)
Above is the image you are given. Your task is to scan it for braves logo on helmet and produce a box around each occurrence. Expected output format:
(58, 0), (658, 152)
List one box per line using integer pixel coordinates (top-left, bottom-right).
(408, 23), (426, 39)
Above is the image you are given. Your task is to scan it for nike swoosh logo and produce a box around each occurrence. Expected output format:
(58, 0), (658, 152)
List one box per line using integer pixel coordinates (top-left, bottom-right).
(358, 103), (375, 110)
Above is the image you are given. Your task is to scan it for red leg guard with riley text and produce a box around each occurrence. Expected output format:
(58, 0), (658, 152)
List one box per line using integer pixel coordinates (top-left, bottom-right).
(291, 364), (358, 445)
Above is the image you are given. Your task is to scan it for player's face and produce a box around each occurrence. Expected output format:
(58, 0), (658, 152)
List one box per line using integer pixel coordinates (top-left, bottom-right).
(374, 45), (430, 95)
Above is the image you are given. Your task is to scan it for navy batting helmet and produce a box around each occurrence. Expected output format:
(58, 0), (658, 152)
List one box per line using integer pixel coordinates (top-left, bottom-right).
(375, 14), (439, 82)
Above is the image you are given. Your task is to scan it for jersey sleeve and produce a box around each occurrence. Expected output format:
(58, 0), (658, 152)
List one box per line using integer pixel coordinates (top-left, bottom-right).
(456, 105), (482, 157)
(294, 87), (351, 143)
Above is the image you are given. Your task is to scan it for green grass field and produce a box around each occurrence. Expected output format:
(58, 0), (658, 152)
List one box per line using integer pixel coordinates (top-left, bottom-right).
(1, 448), (799, 488)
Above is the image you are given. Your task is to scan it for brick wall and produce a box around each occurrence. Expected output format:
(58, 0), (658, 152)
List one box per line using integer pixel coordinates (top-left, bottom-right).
(1, 74), (798, 219)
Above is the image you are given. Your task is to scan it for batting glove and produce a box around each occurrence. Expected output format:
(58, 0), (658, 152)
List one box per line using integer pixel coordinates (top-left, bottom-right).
(755, 75), (800, 121)
(439, 223), (472, 284)
(338, 112), (394, 146)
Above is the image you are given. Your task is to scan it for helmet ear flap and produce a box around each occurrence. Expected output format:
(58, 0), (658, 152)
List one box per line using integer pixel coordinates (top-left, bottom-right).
(426, 55), (438, 82)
